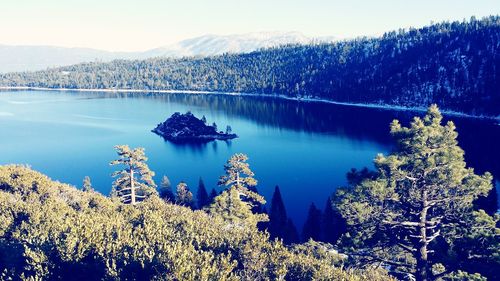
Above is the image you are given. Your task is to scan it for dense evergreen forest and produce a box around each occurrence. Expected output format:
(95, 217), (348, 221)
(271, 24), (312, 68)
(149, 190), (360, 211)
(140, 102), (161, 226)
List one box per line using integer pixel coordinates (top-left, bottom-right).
(1, 16), (499, 116)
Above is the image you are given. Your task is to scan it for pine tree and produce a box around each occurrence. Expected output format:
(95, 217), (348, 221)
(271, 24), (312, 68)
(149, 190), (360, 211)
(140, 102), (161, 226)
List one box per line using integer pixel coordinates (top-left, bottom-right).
(207, 187), (267, 228)
(209, 188), (218, 203)
(257, 205), (269, 231)
(302, 203), (322, 242)
(175, 181), (194, 208)
(475, 184), (498, 215)
(210, 153), (268, 227)
(284, 218), (300, 245)
(82, 176), (93, 192)
(268, 186), (288, 241)
(196, 177), (209, 209)
(335, 105), (494, 281)
(218, 153), (264, 204)
(110, 145), (157, 205)
(346, 167), (377, 187)
(321, 197), (346, 245)
(158, 175), (175, 202)
(109, 186), (118, 199)
(247, 185), (265, 214)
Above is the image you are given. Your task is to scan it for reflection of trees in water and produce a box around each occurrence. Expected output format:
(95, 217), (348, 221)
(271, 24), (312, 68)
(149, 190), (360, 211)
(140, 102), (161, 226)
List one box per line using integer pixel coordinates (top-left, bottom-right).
(122, 92), (401, 143)
(75, 91), (500, 181)
(156, 134), (234, 155)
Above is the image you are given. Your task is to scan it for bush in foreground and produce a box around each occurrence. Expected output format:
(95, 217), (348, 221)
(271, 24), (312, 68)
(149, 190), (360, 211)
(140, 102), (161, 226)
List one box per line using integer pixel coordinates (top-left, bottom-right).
(0, 165), (393, 281)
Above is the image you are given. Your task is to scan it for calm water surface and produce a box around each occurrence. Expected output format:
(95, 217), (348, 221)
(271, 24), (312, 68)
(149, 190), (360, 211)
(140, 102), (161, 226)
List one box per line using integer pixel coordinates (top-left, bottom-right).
(0, 90), (498, 226)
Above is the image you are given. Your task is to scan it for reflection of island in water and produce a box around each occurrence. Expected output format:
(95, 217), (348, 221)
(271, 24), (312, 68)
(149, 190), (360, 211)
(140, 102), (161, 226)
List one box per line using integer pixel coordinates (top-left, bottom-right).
(152, 111), (237, 143)
(76, 91), (500, 180)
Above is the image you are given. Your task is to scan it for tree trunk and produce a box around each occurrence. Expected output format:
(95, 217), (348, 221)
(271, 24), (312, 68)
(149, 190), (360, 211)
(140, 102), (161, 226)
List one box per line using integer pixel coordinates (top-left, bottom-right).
(130, 168), (136, 205)
(416, 190), (430, 281)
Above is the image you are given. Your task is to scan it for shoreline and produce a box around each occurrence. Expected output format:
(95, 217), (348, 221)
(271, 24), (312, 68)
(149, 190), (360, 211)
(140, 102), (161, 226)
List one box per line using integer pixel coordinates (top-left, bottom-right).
(1, 86), (498, 121)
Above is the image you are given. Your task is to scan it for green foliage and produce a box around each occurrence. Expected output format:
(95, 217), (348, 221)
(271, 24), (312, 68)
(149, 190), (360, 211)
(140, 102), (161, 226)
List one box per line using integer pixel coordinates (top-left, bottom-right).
(334, 105), (497, 280)
(158, 175), (174, 202)
(287, 241), (393, 281)
(82, 176), (93, 192)
(443, 210), (500, 279)
(110, 145), (157, 205)
(474, 183), (499, 215)
(346, 167), (378, 187)
(175, 181), (194, 208)
(439, 270), (487, 281)
(207, 187), (267, 229)
(211, 153), (269, 229)
(0, 165), (391, 280)
(218, 153), (264, 204)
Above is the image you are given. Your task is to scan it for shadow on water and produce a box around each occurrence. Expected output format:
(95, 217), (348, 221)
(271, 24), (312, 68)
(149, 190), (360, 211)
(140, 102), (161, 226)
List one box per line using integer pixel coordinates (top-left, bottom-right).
(154, 134), (236, 154)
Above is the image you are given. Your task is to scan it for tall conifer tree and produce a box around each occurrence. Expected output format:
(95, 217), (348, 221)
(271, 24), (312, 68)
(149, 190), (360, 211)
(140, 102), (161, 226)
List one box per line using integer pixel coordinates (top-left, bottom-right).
(158, 175), (175, 202)
(196, 177), (209, 209)
(302, 203), (322, 242)
(321, 197), (346, 245)
(209, 188), (218, 203)
(268, 186), (288, 240)
(284, 218), (300, 245)
(218, 153), (264, 204)
(110, 145), (156, 205)
(335, 105), (494, 281)
(210, 153), (268, 226)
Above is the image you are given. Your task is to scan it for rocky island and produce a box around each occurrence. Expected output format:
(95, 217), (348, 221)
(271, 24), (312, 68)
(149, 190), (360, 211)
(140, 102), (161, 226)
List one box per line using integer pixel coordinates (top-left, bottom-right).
(152, 112), (237, 142)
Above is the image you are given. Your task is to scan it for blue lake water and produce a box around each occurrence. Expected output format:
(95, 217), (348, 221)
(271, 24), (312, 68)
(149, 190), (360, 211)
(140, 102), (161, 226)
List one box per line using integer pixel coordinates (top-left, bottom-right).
(0, 90), (498, 227)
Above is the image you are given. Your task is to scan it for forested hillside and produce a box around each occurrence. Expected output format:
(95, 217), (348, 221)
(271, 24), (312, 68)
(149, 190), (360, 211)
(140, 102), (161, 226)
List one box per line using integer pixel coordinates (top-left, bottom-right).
(1, 16), (499, 116)
(0, 165), (393, 280)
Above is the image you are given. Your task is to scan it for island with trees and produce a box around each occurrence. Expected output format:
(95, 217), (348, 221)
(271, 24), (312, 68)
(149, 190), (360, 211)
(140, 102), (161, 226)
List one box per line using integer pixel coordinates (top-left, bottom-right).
(152, 111), (237, 142)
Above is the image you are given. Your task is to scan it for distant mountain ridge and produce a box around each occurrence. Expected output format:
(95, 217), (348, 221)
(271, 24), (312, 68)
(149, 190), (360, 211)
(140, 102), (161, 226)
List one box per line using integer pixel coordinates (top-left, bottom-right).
(2, 16), (498, 117)
(145, 32), (335, 57)
(0, 45), (130, 73)
(0, 32), (334, 73)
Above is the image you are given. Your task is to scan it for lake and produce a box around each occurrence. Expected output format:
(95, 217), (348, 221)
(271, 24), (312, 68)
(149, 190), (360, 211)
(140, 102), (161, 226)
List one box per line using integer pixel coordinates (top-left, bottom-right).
(0, 90), (498, 227)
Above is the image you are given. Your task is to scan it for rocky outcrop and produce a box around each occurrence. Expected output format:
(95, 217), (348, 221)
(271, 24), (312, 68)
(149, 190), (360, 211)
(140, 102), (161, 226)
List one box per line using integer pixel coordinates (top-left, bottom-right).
(152, 112), (237, 142)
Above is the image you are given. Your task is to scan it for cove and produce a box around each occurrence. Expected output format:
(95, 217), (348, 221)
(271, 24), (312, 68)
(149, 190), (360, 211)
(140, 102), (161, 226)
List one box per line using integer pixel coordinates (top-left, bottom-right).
(0, 90), (498, 227)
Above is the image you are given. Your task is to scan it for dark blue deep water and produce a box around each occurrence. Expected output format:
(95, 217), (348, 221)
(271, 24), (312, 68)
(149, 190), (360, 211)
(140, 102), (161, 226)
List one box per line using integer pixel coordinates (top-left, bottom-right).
(0, 90), (498, 226)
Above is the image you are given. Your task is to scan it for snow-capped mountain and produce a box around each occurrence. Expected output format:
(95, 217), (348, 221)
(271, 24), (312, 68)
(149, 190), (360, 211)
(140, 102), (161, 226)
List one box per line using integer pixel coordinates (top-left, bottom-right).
(0, 32), (335, 73)
(144, 32), (335, 57)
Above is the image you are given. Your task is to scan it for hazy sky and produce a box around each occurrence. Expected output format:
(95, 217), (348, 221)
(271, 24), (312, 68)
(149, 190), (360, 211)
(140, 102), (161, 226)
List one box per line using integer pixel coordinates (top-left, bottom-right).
(1, 0), (499, 51)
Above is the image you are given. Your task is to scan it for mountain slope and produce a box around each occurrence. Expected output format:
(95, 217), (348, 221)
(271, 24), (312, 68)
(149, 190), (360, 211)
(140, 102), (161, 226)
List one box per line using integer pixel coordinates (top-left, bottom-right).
(144, 32), (335, 57)
(0, 32), (332, 73)
(1, 16), (498, 116)
(0, 45), (133, 73)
